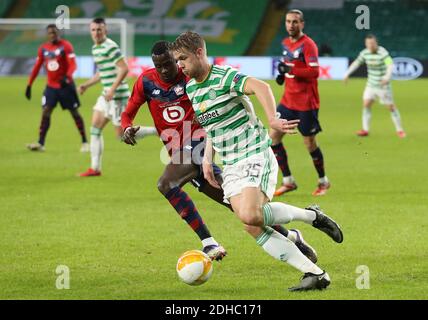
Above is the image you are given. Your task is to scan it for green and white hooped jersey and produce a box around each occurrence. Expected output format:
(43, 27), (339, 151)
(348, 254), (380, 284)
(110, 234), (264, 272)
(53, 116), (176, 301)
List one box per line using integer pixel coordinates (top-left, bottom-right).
(92, 38), (130, 101)
(355, 46), (393, 89)
(186, 65), (271, 166)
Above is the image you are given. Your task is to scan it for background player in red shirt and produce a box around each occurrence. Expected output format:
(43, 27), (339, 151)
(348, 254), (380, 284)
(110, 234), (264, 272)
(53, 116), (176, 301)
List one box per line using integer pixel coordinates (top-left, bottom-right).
(25, 24), (88, 152)
(121, 41), (318, 262)
(271, 9), (330, 196)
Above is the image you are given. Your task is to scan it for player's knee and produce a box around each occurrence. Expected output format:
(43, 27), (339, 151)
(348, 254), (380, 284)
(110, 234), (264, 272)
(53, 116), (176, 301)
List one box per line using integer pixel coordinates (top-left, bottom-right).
(239, 209), (263, 226)
(42, 108), (52, 117)
(157, 176), (174, 196)
(304, 136), (317, 151)
(69, 109), (80, 118)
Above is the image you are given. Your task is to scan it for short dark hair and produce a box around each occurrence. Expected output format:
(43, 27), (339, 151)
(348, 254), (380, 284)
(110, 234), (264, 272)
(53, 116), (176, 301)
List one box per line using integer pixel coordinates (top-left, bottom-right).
(92, 17), (106, 25)
(151, 40), (170, 56)
(366, 34), (377, 40)
(46, 24), (58, 30)
(286, 9), (304, 22)
(170, 31), (205, 54)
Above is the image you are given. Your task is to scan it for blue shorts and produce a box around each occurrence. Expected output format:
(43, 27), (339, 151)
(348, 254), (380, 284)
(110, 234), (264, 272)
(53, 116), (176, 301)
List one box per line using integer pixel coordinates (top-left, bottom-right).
(276, 104), (322, 136)
(181, 138), (222, 191)
(42, 83), (80, 110)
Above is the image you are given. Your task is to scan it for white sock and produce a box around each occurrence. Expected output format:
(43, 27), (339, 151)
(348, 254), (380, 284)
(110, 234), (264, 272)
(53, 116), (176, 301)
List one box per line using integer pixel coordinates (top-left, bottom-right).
(257, 227), (323, 274)
(319, 176), (329, 184)
(390, 109), (403, 132)
(135, 126), (158, 139)
(282, 175), (295, 185)
(362, 108), (371, 131)
(263, 202), (316, 225)
(201, 237), (218, 248)
(90, 127), (103, 171)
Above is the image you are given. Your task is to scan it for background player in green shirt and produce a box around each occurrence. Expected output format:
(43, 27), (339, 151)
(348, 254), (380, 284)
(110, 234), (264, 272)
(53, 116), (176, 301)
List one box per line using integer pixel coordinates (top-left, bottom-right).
(344, 34), (406, 138)
(78, 18), (156, 177)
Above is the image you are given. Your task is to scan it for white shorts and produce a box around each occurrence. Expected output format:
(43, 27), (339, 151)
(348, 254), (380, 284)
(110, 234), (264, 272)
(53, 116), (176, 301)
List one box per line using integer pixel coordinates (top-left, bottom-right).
(363, 86), (394, 105)
(93, 95), (127, 126)
(222, 148), (278, 203)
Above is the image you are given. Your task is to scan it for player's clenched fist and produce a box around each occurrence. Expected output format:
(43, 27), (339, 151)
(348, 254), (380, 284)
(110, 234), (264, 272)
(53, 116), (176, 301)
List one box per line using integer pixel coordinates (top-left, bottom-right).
(277, 61), (291, 75)
(202, 159), (221, 189)
(78, 84), (87, 95)
(269, 118), (300, 134)
(25, 85), (32, 100)
(122, 126), (140, 146)
(104, 88), (114, 101)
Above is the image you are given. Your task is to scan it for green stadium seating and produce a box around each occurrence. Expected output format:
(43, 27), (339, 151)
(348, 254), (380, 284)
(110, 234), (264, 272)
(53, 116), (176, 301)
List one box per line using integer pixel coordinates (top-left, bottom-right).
(267, 0), (428, 60)
(0, 0), (13, 17)
(0, 0), (268, 57)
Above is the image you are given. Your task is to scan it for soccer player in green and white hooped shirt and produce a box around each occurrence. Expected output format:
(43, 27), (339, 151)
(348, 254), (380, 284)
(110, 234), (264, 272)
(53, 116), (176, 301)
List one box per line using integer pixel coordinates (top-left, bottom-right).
(78, 17), (156, 176)
(344, 34), (406, 138)
(171, 31), (344, 291)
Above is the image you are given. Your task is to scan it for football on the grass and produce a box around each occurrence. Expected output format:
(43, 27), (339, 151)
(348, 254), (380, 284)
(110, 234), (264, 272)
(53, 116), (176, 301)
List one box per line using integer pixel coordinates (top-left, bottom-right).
(176, 250), (213, 285)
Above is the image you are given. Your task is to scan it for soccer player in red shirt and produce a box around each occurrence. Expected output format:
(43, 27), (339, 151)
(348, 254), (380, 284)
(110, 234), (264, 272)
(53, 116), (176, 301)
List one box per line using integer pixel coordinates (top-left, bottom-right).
(271, 9), (330, 196)
(25, 24), (88, 152)
(121, 41), (318, 262)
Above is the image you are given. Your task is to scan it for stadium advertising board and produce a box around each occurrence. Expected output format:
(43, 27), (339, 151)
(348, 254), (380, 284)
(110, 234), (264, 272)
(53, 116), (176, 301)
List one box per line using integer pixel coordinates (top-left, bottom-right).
(1, 56), (427, 80)
(392, 57), (424, 80)
(351, 57), (425, 80)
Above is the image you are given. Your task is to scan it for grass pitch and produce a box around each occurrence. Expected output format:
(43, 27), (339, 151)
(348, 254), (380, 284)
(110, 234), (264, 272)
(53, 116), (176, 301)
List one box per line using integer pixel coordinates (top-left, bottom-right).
(0, 77), (427, 299)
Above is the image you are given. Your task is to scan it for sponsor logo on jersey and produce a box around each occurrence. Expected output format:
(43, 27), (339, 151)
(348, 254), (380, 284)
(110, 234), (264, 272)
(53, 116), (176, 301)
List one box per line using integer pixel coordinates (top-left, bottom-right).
(152, 89), (160, 95)
(197, 110), (220, 124)
(392, 57), (423, 80)
(162, 105), (186, 123)
(47, 59), (59, 71)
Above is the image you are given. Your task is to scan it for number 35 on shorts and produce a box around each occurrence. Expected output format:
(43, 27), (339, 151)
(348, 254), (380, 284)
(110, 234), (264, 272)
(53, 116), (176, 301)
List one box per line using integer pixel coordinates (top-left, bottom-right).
(244, 163), (262, 178)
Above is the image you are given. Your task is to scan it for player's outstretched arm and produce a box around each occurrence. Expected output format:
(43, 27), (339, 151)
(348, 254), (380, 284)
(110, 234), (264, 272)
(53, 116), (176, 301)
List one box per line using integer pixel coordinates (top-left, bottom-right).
(63, 42), (77, 87)
(26, 47), (44, 100)
(121, 74), (146, 140)
(244, 77), (299, 134)
(78, 72), (100, 95)
(344, 58), (363, 84)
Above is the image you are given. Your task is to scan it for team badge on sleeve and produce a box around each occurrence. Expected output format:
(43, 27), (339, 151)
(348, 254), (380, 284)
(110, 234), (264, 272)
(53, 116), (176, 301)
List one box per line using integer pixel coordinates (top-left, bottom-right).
(233, 73), (244, 83)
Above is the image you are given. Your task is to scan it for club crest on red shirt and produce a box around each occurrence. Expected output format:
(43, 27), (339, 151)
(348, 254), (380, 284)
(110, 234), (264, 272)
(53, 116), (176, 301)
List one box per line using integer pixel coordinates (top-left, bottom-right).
(173, 85), (184, 96)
